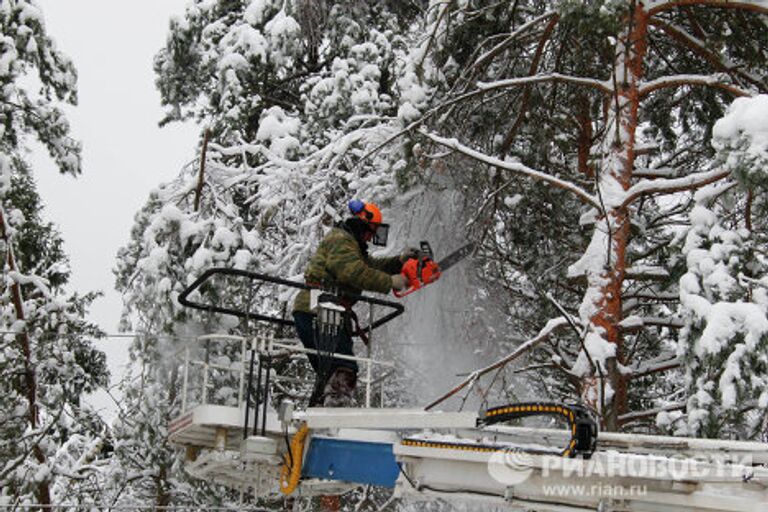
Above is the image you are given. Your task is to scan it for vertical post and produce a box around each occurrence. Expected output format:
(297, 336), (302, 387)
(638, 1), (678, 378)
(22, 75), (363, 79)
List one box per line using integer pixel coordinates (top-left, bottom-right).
(365, 360), (372, 408)
(202, 337), (211, 404)
(261, 354), (272, 436)
(202, 360), (210, 405)
(243, 338), (256, 439)
(365, 303), (374, 408)
(181, 345), (190, 412)
(253, 349), (263, 436)
(366, 304), (374, 360)
(215, 426), (227, 451)
(380, 379), (385, 408)
(243, 345), (256, 440)
(237, 337), (246, 407)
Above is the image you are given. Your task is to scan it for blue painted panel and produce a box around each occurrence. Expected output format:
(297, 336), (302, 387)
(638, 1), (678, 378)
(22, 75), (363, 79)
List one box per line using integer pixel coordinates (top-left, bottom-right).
(302, 437), (399, 488)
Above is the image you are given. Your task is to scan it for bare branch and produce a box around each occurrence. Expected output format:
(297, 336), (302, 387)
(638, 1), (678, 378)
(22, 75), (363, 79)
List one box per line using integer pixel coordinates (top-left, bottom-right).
(639, 73), (752, 98)
(649, 19), (767, 92)
(622, 168), (730, 207)
(648, 1), (768, 16)
(424, 318), (569, 410)
(499, 14), (561, 153)
(477, 72), (612, 95)
(418, 1), (451, 69)
(421, 130), (601, 208)
(470, 11), (558, 72)
(623, 291), (678, 302)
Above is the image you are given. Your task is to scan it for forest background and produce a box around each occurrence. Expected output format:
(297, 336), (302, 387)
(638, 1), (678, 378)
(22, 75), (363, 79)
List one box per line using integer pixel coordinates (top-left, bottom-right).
(2, 0), (768, 510)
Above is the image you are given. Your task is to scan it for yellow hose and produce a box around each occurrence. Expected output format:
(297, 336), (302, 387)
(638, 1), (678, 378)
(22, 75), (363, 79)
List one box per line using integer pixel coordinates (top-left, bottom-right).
(279, 423), (309, 495)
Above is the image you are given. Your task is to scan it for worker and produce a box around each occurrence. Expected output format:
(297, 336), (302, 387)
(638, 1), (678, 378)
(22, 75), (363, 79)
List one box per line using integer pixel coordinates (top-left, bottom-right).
(292, 200), (417, 407)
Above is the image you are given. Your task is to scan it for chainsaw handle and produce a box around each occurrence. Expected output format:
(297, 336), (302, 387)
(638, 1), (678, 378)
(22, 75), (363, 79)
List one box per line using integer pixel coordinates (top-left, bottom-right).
(393, 284), (421, 298)
(394, 260), (423, 298)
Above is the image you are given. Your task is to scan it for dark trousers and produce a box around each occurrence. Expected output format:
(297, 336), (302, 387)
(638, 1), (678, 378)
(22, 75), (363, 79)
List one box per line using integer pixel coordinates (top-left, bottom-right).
(292, 311), (359, 374)
(293, 311), (358, 406)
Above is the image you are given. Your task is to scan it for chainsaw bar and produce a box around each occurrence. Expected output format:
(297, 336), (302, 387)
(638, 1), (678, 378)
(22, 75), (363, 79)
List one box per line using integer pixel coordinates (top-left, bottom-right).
(393, 242), (475, 298)
(436, 242), (475, 272)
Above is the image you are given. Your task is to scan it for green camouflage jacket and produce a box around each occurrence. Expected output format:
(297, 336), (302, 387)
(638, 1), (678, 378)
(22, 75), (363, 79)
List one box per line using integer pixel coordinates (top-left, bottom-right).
(293, 227), (402, 313)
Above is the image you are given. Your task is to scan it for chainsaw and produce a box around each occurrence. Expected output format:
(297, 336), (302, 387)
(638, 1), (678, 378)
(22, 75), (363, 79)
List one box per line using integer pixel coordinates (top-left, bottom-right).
(394, 241), (475, 298)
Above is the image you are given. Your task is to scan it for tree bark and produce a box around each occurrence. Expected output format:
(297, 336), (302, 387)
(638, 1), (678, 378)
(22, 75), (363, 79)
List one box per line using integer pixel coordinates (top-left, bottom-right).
(193, 129), (211, 213)
(581, 2), (649, 431)
(0, 207), (51, 507)
(577, 94), (594, 178)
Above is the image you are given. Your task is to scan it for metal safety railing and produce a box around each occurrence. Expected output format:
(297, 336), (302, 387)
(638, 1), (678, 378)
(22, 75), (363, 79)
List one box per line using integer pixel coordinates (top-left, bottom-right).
(177, 267), (405, 331)
(178, 334), (396, 420)
(176, 267), (407, 439)
(179, 334), (249, 413)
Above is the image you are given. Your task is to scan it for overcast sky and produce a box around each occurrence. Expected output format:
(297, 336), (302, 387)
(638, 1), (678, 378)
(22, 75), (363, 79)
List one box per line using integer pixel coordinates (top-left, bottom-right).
(32, 0), (198, 416)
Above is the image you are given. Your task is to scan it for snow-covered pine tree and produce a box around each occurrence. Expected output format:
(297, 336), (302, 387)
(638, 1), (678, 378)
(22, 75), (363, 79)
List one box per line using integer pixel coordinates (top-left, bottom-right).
(669, 94), (768, 439)
(154, 0), (426, 144)
(113, 2), (432, 508)
(1, 2), (108, 505)
(107, 169), (265, 509)
(407, 0), (768, 431)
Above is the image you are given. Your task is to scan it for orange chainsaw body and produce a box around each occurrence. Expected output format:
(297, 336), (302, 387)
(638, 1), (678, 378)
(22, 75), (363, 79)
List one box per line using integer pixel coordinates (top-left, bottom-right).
(394, 242), (442, 297)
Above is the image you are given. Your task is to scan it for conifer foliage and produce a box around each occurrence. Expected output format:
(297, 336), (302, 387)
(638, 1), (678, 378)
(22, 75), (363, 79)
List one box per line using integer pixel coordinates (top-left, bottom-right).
(113, 1), (430, 508)
(1, 0), (107, 507)
(47, 0), (768, 509)
(407, 0), (768, 433)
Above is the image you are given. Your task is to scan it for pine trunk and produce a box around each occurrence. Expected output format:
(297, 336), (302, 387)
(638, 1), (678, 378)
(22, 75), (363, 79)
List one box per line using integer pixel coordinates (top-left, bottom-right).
(581, 3), (649, 431)
(0, 208), (51, 506)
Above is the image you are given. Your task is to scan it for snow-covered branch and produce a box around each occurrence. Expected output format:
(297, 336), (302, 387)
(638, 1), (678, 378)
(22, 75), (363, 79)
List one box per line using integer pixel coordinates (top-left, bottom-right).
(7, 270), (52, 299)
(618, 402), (685, 425)
(638, 316), (684, 329)
(639, 73), (752, 98)
(619, 315), (684, 333)
(633, 166), (676, 179)
(647, 0), (768, 16)
(738, 273), (768, 290)
(470, 11), (558, 71)
(624, 266), (671, 280)
(476, 72), (611, 95)
(649, 19), (766, 91)
(420, 130), (601, 208)
(424, 317), (569, 410)
(623, 291), (678, 302)
(629, 354), (682, 379)
(621, 168), (730, 207)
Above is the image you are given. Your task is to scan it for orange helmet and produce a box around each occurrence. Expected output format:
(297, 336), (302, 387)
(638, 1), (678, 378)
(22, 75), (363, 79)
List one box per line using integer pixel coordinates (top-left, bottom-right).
(357, 202), (383, 225)
(348, 199), (389, 246)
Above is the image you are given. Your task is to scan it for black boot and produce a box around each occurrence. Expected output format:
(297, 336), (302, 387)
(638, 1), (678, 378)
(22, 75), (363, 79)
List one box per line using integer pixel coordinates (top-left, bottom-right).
(322, 367), (358, 407)
(308, 375), (327, 407)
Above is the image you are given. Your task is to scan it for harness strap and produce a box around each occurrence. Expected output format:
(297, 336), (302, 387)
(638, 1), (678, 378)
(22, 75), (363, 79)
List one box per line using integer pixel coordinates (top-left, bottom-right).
(306, 281), (370, 345)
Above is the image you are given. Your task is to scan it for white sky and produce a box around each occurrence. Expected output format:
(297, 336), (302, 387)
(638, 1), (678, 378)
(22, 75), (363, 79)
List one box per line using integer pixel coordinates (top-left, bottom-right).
(31, 0), (198, 417)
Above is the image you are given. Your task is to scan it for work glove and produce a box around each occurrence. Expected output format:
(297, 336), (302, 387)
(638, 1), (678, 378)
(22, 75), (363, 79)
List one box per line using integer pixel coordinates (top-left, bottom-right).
(400, 247), (420, 263)
(391, 273), (407, 291)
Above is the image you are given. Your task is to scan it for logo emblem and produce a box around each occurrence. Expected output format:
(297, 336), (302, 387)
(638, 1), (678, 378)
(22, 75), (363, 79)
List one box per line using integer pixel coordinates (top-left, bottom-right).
(487, 449), (534, 485)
